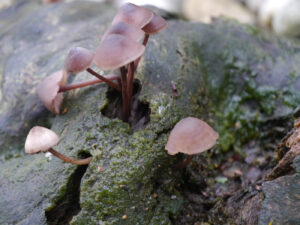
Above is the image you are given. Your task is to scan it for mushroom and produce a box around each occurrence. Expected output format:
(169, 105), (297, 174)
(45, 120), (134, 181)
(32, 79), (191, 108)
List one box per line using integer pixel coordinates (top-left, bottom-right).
(65, 47), (121, 91)
(94, 34), (145, 71)
(65, 47), (94, 74)
(112, 3), (153, 28)
(94, 34), (145, 121)
(25, 126), (92, 165)
(37, 70), (120, 114)
(129, 13), (168, 103)
(142, 13), (168, 45)
(101, 22), (145, 42)
(165, 117), (219, 168)
(133, 13), (167, 69)
(37, 70), (68, 115)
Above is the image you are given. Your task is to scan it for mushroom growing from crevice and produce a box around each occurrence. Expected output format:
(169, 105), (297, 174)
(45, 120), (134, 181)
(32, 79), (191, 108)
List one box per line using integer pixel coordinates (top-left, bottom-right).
(165, 117), (219, 169)
(126, 12), (168, 107)
(94, 34), (145, 121)
(104, 3), (167, 122)
(25, 126), (92, 165)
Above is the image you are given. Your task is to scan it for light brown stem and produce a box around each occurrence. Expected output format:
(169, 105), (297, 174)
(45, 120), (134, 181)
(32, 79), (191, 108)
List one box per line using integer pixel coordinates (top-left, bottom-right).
(120, 66), (129, 122)
(59, 75), (120, 92)
(86, 68), (121, 91)
(175, 155), (193, 169)
(48, 148), (92, 165)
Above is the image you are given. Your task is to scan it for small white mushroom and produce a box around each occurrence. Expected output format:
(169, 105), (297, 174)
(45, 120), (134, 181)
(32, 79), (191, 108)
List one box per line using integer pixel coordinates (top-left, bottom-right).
(25, 126), (59, 154)
(25, 126), (92, 165)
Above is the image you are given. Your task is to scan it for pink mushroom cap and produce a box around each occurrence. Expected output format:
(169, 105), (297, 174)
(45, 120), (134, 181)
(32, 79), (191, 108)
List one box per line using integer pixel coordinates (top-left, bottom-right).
(143, 13), (168, 34)
(94, 34), (145, 71)
(101, 22), (145, 42)
(112, 3), (153, 28)
(37, 70), (67, 114)
(25, 126), (60, 154)
(65, 47), (94, 74)
(165, 117), (219, 155)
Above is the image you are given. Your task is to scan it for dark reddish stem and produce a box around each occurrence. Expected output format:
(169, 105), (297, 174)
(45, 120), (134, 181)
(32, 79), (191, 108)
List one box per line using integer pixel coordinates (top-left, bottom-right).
(175, 155), (193, 169)
(86, 68), (121, 91)
(120, 66), (129, 122)
(134, 34), (150, 71)
(59, 75), (120, 92)
(117, 78), (122, 90)
(127, 62), (135, 110)
(142, 33), (150, 46)
(48, 148), (92, 165)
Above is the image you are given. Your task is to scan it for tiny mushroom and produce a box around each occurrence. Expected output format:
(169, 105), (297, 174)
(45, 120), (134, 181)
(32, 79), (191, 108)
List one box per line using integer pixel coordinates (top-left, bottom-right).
(65, 47), (94, 74)
(37, 70), (68, 114)
(165, 117), (219, 168)
(142, 13), (168, 35)
(134, 13), (167, 70)
(112, 3), (153, 28)
(25, 126), (92, 165)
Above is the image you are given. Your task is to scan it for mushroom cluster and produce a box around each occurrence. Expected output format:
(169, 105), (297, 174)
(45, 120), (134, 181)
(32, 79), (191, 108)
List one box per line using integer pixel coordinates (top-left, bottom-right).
(37, 3), (167, 123)
(26, 3), (167, 166)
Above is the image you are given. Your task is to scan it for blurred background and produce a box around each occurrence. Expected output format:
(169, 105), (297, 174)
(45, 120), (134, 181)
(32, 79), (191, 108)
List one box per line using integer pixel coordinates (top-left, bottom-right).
(118, 0), (300, 37)
(1, 0), (296, 37)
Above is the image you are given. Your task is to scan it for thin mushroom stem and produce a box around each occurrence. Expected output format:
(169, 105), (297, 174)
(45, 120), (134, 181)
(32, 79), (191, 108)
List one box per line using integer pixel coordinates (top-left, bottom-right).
(117, 78), (122, 90)
(175, 155), (193, 169)
(142, 33), (150, 46)
(59, 75), (120, 92)
(134, 34), (150, 71)
(127, 62), (135, 111)
(120, 66), (129, 122)
(86, 68), (121, 91)
(48, 148), (92, 165)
